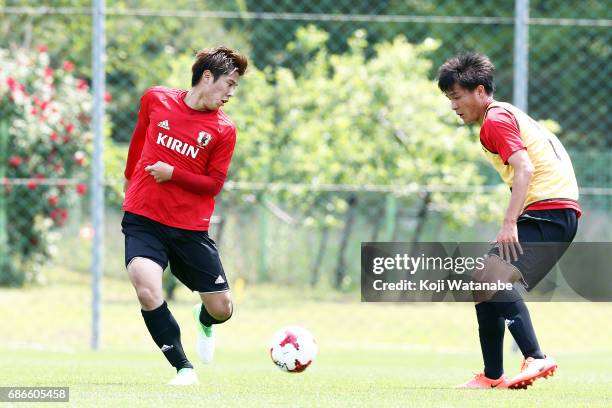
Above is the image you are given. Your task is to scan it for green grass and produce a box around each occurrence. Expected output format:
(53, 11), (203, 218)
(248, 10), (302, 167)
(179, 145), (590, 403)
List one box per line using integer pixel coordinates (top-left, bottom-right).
(1, 267), (611, 407)
(2, 350), (611, 407)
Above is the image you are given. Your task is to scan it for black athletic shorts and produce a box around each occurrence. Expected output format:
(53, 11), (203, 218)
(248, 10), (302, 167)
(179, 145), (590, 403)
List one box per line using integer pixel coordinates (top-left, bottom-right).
(121, 211), (229, 293)
(488, 208), (578, 291)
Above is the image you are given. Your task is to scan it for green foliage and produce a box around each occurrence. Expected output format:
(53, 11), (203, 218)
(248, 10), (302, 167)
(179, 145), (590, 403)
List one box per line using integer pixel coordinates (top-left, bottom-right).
(0, 46), (92, 286)
(233, 0), (609, 149)
(222, 27), (503, 229)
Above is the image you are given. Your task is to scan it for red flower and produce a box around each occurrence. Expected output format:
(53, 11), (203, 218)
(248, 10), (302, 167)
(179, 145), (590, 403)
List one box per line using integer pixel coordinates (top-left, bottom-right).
(9, 156), (22, 167)
(77, 79), (89, 91)
(63, 61), (75, 72)
(48, 195), (59, 207)
(65, 123), (75, 134)
(6, 77), (17, 91)
(50, 208), (69, 226)
(104, 91), (112, 103)
(76, 183), (87, 196)
(26, 180), (38, 190)
(50, 132), (59, 142)
(63, 136), (71, 144)
(36, 45), (48, 53)
(44, 66), (54, 78)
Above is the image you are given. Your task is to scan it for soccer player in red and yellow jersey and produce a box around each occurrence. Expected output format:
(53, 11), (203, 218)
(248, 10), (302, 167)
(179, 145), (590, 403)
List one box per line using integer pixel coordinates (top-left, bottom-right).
(438, 53), (580, 389)
(122, 47), (247, 385)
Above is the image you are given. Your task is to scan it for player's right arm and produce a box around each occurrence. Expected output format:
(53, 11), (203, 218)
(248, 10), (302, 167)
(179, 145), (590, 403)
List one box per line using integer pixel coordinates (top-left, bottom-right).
(497, 150), (533, 261)
(481, 108), (530, 262)
(123, 91), (152, 187)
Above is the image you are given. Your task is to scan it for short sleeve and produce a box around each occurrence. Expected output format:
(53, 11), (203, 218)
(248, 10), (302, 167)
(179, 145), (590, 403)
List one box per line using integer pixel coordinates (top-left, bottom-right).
(480, 107), (526, 164)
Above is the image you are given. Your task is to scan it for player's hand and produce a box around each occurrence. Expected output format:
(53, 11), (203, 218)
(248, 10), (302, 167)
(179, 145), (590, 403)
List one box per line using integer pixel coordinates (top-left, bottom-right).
(145, 161), (174, 183)
(495, 220), (523, 263)
(123, 178), (129, 193)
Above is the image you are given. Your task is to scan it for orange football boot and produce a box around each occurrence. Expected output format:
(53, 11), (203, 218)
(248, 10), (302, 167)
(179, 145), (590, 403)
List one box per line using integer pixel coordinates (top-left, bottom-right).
(508, 356), (557, 390)
(456, 372), (509, 389)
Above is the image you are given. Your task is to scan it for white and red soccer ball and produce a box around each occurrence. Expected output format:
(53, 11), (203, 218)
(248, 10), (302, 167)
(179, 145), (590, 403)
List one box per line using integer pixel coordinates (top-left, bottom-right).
(270, 326), (317, 373)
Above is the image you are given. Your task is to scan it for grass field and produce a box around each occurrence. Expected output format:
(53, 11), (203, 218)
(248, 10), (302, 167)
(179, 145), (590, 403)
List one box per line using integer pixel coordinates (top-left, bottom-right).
(1, 267), (611, 407)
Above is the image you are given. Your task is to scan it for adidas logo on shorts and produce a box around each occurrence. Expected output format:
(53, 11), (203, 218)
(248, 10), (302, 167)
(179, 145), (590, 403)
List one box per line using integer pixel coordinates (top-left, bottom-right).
(215, 275), (226, 284)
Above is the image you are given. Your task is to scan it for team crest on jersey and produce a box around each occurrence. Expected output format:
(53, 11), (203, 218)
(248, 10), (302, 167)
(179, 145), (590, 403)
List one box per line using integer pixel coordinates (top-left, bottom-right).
(197, 131), (213, 148)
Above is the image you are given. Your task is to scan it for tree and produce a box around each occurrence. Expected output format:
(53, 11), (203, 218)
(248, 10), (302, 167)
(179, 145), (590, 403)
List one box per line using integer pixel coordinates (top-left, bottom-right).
(230, 0), (609, 149)
(217, 26), (504, 288)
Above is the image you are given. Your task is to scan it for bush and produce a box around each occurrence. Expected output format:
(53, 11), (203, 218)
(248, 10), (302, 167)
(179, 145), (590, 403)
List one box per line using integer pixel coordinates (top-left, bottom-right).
(0, 46), (92, 286)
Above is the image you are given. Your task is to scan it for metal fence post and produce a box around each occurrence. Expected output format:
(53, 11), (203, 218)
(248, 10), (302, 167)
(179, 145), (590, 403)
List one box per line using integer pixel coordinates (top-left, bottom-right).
(91, 0), (106, 351)
(0, 120), (8, 273)
(514, 0), (529, 112)
(258, 192), (269, 282)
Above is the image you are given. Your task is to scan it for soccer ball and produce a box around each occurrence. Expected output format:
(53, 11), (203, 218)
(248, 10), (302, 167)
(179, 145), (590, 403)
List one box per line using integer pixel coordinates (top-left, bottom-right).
(270, 326), (317, 373)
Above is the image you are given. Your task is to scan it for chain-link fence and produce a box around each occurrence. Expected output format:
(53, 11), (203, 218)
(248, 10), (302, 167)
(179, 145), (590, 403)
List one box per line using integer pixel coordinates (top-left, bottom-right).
(0, 1), (610, 289)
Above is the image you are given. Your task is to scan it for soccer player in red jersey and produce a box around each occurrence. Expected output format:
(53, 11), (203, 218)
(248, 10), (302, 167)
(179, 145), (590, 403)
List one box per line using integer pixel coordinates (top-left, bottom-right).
(437, 53), (580, 389)
(121, 47), (247, 385)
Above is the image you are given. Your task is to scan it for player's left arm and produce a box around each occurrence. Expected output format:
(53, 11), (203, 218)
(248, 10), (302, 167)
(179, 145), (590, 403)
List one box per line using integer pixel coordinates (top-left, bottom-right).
(144, 162), (227, 196)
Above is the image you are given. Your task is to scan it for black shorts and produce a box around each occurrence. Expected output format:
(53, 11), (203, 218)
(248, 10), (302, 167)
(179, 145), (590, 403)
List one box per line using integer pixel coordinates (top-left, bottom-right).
(121, 212), (229, 293)
(488, 208), (578, 291)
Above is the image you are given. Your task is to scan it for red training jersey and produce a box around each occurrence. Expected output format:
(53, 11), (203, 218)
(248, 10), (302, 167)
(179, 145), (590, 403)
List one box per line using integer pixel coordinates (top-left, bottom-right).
(480, 106), (581, 217)
(123, 86), (237, 230)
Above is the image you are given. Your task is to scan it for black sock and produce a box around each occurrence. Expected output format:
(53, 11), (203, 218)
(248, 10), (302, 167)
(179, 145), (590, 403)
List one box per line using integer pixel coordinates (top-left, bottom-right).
(141, 301), (193, 371)
(493, 298), (545, 360)
(199, 303), (232, 327)
(475, 302), (505, 379)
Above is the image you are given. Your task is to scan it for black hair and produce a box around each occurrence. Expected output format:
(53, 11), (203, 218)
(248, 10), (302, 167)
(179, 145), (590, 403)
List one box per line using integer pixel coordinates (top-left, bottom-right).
(437, 52), (495, 94)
